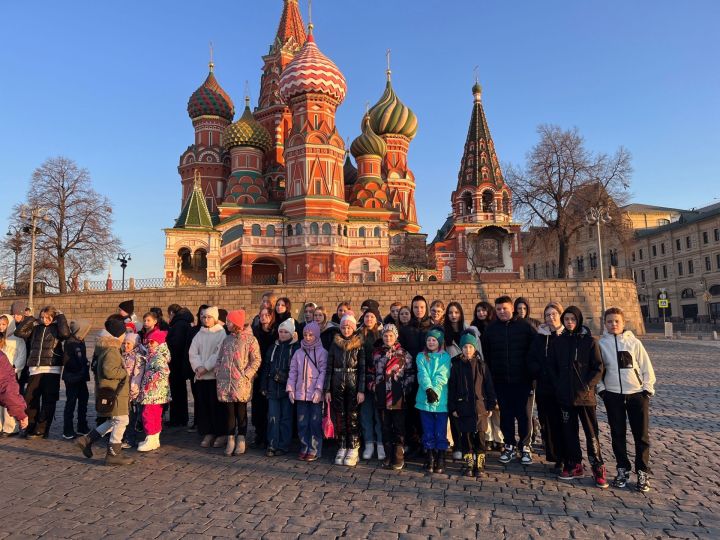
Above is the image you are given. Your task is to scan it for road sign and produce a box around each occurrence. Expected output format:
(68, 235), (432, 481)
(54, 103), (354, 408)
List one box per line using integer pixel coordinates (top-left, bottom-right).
(659, 291), (668, 300)
(658, 299), (669, 309)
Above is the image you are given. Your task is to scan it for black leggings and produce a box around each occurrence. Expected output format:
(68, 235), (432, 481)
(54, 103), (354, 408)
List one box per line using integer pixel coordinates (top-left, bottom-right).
(24, 373), (61, 436)
(226, 402), (248, 437)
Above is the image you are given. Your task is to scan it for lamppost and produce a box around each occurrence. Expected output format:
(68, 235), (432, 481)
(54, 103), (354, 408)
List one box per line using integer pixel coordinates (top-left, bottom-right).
(586, 205), (612, 320)
(5, 226), (23, 290)
(19, 205), (49, 312)
(699, 277), (710, 322)
(117, 252), (131, 291)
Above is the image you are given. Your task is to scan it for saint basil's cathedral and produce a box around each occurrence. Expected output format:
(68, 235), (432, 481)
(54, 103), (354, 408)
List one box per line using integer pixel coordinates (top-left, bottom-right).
(164, 0), (521, 286)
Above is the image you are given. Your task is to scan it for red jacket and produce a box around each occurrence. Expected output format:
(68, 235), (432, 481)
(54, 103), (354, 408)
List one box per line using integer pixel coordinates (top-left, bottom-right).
(0, 351), (27, 421)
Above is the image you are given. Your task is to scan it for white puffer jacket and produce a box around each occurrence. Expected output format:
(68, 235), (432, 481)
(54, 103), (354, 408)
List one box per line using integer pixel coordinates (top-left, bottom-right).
(189, 324), (226, 381)
(597, 331), (656, 395)
(2, 314), (27, 375)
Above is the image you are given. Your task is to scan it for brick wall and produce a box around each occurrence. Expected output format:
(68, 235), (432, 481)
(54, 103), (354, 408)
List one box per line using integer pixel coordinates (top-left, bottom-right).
(7, 279), (644, 336)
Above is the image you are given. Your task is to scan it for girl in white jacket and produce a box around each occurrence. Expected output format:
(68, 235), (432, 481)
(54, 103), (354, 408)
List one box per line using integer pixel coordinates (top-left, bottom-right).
(189, 306), (228, 449)
(598, 307), (656, 493)
(0, 315), (27, 436)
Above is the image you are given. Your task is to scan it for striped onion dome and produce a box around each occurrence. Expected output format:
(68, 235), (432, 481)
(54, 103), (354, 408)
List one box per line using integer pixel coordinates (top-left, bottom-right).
(351, 113), (387, 158)
(279, 32), (347, 104)
(223, 98), (273, 153)
(368, 77), (418, 139)
(187, 64), (235, 121)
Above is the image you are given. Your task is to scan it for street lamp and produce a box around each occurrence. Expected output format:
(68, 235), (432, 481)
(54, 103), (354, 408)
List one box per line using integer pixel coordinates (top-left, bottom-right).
(117, 252), (131, 291)
(586, 205), (612, 320)
(19, 205), (49, 312)
(5, 226), (23, 290)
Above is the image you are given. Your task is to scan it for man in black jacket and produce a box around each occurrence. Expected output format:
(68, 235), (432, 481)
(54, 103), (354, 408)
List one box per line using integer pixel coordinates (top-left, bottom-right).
(166, 304), (195, 427)
(481, 296), (537, 465)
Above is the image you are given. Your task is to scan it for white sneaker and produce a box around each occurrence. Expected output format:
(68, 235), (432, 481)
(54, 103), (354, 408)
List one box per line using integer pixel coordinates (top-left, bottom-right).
(344, 448), (359, 467)
(362, 442), (375, 460)
(334, 448), (348, 465)
(452, 450), (462, 461)
(376, 444), (386, 461)
(520, 446), (533, 464)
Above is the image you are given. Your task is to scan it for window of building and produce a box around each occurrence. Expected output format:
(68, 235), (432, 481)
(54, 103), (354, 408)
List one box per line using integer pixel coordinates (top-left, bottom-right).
(654, 267), (659, 280)
(322, 223), (332, 235)
(677, 262), (683, 276)
(706, 256), (711, 271)
(652, 245), (657, 257)
(374, 226), (381, 237)
(681, 288), (695, 299)
(287, 224), (293, 237)
(310, 222), (319, 235)
(686, 236), (691, 249)
(266, 224), (275, 237)
(295, 223), (303, 236)
(361, 259), (370, 272)
(610, 249), (618, 266)
(631, 251), (636, 262)
(717, 253), (720, 269)
(662, 265), (668, 279)
(358, 227), (366, 238)
(251, 224), (261, 236)
(688, 259), (694, 274)
(661, 243), (666, 255)
(703, 231), (709, 244)
(639, 248), (644, 260)
(657, 218), (670, 226)
(715, 228), (720, 242)
(577, 256), (585, 272)
(676, 239), (681, 251)
(640, 269), (646, 283)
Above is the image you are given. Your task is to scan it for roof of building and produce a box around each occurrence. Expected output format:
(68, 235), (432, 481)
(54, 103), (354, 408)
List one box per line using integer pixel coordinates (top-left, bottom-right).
(621, 203), (686, 213)
(224, 98), (273, 152)
(187, 64), (235, 121)
(351, 113), (387, 158)
(430, 215), (454, 245)
(272, 0), (307, 54)
(635, 201), (720, 238)
(368, 73), (418, 140)
(175, 176), (215, 230)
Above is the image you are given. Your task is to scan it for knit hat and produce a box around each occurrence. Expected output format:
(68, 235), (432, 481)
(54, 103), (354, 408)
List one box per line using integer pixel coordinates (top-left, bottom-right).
(459, 332), (478, 350)
(124, 333), (139, 345)
(10, 300), (26, 316)
(340, 313), (357, 331)
(105, 315), (127, 338)
(146, 328), (167, 345)
(124, 320), (137, 333)
(382, 323), (399, 339)
(69, 319), (92, 341)
(118, 300), (134, 315)
(426, 326), (445, 347)
(363, 306), (383, 327)
(360, 299), (380, 313)
(303, 321), (321, 337)
(562, 306), (584, 334)
(226, 310), (246, 329)
(203, 306), (219, 321)
(278, 317), (295, 335)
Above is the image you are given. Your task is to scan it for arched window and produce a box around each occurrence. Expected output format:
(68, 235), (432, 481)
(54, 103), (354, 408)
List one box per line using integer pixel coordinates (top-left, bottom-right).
(461, 192), (473, 215)
(681, 288), (695, 298)
(295, 223), (303, 236)
(322, 223), (332, 235)
(310, 222), (319, 235)
(709, 285), (720, 296)
(251, 224), (261, 237)
(287, 224), (293, 237)
(361, 259), (370, 272)
(337, 224), (342, 235)
(343, 226), (348, 237)
(266, 224), (276, 237)
(193, 249), (208, 270)
(482, 190), (494, 212)
(374, 226), (381, 237)
(359, 227), (366, 238)
(178, 248), (192, 271)
(502, 193), (510, 214)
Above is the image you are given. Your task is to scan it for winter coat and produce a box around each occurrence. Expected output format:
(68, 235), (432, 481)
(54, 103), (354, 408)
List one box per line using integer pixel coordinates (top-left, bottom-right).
(15, 313), (71, 373)
(287, 339), (328, 402)
(138, 343), (171, 405)
(324, 332), (365, 396)
(62, 337), (89, 384)
(415, 350), (451, 413)
(94, 335), (129, 416)
(481, 317), (536, 386)
(0, 351), (26, 420)
(167, 308), (194, 379)
(527, 324), (564, 397)
(319, 323), (339, 351)
(0, 318), (26, 376)
(261, 338), (299, 399)
(121, 349), (146, 402)
(448, 352), (497, 433)
(399, 317), (432, 362)
(361, 327), (382, 396)
(370, 342), (414, 410)
(215, 328), (262, 403)
(188, 324), (226, 380)
(597, 331), (656, 396)
(549, 328), (604, 407)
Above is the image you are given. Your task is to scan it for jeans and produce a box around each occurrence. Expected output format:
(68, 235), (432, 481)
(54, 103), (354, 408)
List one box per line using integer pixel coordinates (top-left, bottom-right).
(267, 396), (292, 452)
(495, 382), (532, 448)
(458, 431), (487, 455)
(360, 394), (383, 445)
(142, 404), (164, 436)
(296, 401), (322, 456)
(63, 381), (89, 435)
(420, 411), (449, 450)
(603, 391), (650, 472)
(560, 405), (604, 467)
(24, 373), (61, 437)
(97, 415), (129, 445)
(536, 393), (564, 463)
(226, 402), (248, 437)
(195, 379), (226, 437)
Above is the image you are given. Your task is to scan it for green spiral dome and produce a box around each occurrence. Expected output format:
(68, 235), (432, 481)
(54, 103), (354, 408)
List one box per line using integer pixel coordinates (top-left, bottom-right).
(368, 79), (418, 139)
(350, 114), (387, 158)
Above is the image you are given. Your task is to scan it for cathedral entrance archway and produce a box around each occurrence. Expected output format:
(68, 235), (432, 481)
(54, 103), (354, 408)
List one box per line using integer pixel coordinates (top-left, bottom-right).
(251, 258), (282, 285)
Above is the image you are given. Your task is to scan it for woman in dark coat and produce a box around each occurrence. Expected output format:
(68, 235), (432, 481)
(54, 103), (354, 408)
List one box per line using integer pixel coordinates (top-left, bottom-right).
(251, 306), (278, 448)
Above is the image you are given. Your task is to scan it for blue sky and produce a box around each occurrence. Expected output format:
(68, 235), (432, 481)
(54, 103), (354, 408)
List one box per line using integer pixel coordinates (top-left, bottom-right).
(1, 0), (719, 279)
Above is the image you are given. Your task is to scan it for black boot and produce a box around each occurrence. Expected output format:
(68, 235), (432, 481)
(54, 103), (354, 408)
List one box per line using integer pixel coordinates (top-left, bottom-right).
(105, 443), (134, 466)
(75, 429), (102, 459)
(435, 450), (446, 474)
(382, 444), (393, 468)
(424, 449), (435, 473)
(392, 445), (405, 470)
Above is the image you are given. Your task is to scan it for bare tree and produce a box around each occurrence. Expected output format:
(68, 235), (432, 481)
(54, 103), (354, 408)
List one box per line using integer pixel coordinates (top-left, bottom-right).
(16, 157), (120, 293)
(506, 125), (632, 278)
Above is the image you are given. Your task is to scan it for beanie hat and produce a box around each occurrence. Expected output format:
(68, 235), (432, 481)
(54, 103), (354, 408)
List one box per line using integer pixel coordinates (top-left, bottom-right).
(124, 320), (137, 333)
(562, 306), (584, 334)
(70, 319), (92, 341)
(382, 323), (399, 339)
(118, 300), (134, 315)
(426, 326), (445, 347)
(203, 306), (220, 321)
(105, 315), (127, 338)
(146, 328), (168, 345)
(123, 333), (139, 345)
(340, 313), (358, 331)
(303, 321), (321, 337)
(363, 307), (383, 327)
(278, 317), (295, 335)
(227, 310), (246, 329)
(459, 332), (478, 350)
(10, 300), (26, 316)
(360, 299), (380, 312)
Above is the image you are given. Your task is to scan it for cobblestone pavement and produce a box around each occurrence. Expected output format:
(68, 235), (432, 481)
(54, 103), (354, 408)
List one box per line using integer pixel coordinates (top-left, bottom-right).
(1, 340), (718, 539)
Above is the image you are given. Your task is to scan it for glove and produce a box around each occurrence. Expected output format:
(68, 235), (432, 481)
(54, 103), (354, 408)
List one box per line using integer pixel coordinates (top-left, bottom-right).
(426, 388), (439, 404)
(312, 390), (322, 404)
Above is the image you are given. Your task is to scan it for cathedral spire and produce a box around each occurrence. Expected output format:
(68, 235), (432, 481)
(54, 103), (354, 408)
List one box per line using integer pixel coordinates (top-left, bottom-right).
(273, 0), (307, 53)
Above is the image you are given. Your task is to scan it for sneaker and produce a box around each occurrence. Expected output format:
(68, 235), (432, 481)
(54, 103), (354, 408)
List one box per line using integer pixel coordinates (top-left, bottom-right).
(636, 471), (650, 493)
(344, 448), (359, 467)
(62, 432), (77, 440)
(520, 446), (533, 464)
(376, 444), (386, 461)
(612, 467), (629, 489)
(593, 464), (609, 489)
(499, 445), (514, 464)
(121, 441), (132, 450)
(453, 450), (463, 461)
(559, 463), (584, 481)
(362, 442), (375, 460)
(334, 448), (347, 465)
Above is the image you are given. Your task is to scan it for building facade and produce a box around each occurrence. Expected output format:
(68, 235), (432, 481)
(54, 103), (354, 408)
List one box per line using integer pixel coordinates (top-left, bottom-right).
(164, 0), (425, 285)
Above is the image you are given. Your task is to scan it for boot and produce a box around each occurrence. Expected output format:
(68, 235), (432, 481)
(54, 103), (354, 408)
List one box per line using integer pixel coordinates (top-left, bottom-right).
(200, 434), (215, 448)
(105, 443), (134, 466)
(434, 450), (446, 474)
(138, 433), (160, 452)
(76, 429), (102, 459)
(224, 435), (236, 456)
(462, 454), (474, 477)
(475, 454), (486, 477)
(382, 444), (393, 468)
(423, 449), (435, 473)
(392, 445), (405, 470)
(233, 435), (246, 456)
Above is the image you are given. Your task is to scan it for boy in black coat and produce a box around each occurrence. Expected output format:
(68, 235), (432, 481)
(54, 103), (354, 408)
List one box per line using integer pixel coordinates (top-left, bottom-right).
(448, 332), (497, 477)
(62, 320), (92, 438)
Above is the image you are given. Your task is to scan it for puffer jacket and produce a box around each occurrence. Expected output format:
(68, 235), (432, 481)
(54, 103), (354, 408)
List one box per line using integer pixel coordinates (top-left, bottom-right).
(287, 338), (327, 402)
(597, 331), (656, 395)
(188, 323), (226, 380)
(215, 327), (261, 403)
(324, 332), (365, 395)
(370, 341), (414, 410)
(481, 317), (536, 386)
(448, 352), (497, 433)
(549, 327), (604, 407)
(415, 350), (451, 413)
(261, 337), (299, 399)
(527, 324), (564, 397)
(94, 334), (129, 416)
(138, 343), (171, 405)
(121, 348), (146, 402)
(1, 316), (27, 375)
(15, 313), (71, 371)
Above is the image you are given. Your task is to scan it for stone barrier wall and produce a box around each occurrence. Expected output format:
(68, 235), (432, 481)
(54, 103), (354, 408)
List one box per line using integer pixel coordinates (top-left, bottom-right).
(5, 279), (644, 336)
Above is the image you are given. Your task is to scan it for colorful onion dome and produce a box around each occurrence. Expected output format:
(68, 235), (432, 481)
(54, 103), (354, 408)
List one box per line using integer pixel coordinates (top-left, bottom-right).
(368, 76), (418, 140)
(350, 114), (387, 158)
(223, 98), (273, 153)
(187, 63), (235, 121)
(279, 31), (347, 103)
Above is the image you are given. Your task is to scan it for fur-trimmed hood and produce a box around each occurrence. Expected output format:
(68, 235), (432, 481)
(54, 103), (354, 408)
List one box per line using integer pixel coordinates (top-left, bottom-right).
(334, 332), (363, 351)
(96, 334), (124, 349)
